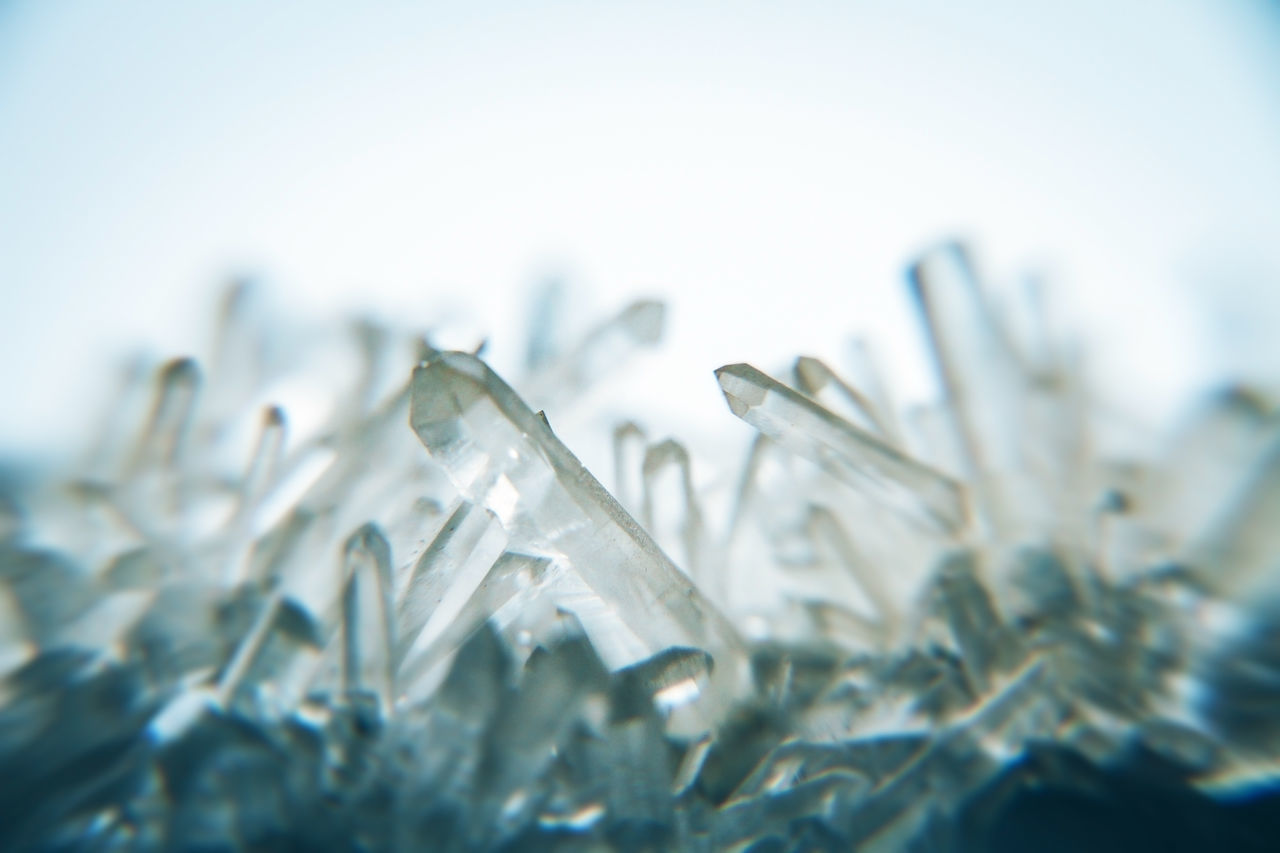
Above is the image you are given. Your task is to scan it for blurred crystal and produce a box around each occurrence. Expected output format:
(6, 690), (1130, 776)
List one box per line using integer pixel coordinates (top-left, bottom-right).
(340, 523), (396, 712)
(394, 500), (508, 699)
(641, 437), (705, 582)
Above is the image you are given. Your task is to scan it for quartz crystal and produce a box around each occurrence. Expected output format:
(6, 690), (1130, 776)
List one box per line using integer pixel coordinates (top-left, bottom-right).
(715, 362), (969, 535)
(408, 350), (748, 734)
(1, 243), (1278, 850)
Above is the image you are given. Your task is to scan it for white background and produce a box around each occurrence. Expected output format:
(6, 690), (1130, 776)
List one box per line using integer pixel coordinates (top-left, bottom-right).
(3, 0), (1280, 460)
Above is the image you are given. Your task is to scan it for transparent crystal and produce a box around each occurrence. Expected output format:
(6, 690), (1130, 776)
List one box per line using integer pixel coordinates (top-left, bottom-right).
(716, 362), (970, 535)
(410, 350), (748, 732)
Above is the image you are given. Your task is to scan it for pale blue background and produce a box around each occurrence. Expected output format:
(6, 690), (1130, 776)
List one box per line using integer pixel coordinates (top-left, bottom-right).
(3, 1), (1280, 455)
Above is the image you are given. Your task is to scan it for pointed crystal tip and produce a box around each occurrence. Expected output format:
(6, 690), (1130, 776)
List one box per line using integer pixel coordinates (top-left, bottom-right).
(715, 364), (766, 418)
(159, 356), (201, 387)
(620, 299), (666, 344)
(263, 404), (286, 427)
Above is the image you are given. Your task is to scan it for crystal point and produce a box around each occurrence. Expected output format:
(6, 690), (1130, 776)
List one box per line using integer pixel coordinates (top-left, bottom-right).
(394, 500), (508, 696)
(907, 242), (1021, 476)
(521, 298), (666, 410)
(794, 355), (893, 440)
(716, 362), (969, 534)
(340, 522), (395, 711)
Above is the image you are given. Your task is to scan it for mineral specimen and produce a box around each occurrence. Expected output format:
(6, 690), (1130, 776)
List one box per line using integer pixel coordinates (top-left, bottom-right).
(0, 245), (1277, 850)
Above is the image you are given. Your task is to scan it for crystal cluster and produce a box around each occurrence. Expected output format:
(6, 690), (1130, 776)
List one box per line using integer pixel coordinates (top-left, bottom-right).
(1, 244), (1278, 850)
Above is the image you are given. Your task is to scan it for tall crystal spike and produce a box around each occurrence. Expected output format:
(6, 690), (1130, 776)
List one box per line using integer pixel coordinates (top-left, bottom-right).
(848, 337), (906, 446)
(223, 405), (287, 585)
(907, 243), (1023, 477)
(523, 275), (567, 373)
(642, 438), (705, 582)
(521, 299), (666, 411)
(806, 505), (899, 634)
(930, 550), (1013, 695)
(410, 351), (748, 728)
(394, 501), (508, 686)
(1190, 430), (1280, 595)
(340, 523), (395, 711)
(908, 243), (1031, 535)
(395, 551), (561, 704)
(1156, 387), (1274, 552)
(216, 593), (323, 716)
(127, 357), (201, 475)
(793, 356), (894, 441)
(612, 420), (648, 517)
(715, 362), (969, 535)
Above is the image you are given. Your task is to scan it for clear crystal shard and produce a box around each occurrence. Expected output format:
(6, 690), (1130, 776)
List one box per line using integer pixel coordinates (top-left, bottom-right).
(394, 500), (507, 692)
(716, 362), (970, 535)
(929, 550), (1014, 695)
(340, 523), (395, 711)
(236, 406), (286, 515)
(641, 438), (705, 581)
(477, 636), (610, 841)
(715, 768), (867, 850)
(908, 242), (1062, 539)
(847, 338), (906, 446)
(1153, 387), (1273, 549)
(907, 242), (1022, 480)
(1190, 429), (1280, 595)
(806, 504), (899, 633)
(521, 298), (666, 410)
(412, 622), (514, 806)
(397, 550), (567, 705)
(617, 646), (714, 716)
(596, 706), (673, 840)
(128, 357), (202, 475)
(611, 420), (648, 516)
(217, 593), (323, 716)
(410, 350), (749, 729)
(793, 355), (895, 441)
(0, 547), (95, 649)
(522, 276), (566, 373)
